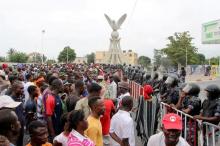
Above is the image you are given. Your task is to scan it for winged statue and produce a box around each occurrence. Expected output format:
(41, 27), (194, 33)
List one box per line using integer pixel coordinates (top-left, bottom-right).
(104, 14), (127, 31)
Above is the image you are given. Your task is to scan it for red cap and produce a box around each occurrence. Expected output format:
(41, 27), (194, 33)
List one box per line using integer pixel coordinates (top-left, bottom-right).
(162, 113), (182, 130)
(143, 85), (153, 100)
(2, 64), (8, 69)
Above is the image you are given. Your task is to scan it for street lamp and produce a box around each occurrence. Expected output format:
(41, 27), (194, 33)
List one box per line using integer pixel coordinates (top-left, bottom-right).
(41, 30), (45, 64)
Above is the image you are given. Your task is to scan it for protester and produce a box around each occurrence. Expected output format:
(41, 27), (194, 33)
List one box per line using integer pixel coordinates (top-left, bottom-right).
(108, 75), (117, 99)
(68, 110), (95, 146)
(0, 109), (21, 146)
(147, 113), (190, 146)
(26, 120), (52, 146)
(75, 83), (102, 118)
(85, 96), (105, 146)
(10, 80), (25, 146)
(53, 113), (70, 146)
(117, 82), (130, 107)
(110, 96), (135, 146)
(24, 73), (35, 105)
(74, 80), (86, 98)
(37, 84), (49, 122)
(0, 135), (10, 146)
(100, 96), (115, 146)
(25, 85), (38, 127)
(44, 78), (64, 140)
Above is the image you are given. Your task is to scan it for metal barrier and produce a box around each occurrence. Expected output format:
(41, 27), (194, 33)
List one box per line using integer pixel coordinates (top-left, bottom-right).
(160, 102), (220, 146)
(129, 81), (142, 100)
(128, 80), (220, 146)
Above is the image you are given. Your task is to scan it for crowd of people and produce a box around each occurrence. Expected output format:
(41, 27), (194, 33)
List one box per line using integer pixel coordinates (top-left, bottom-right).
(0, 63), (219, 146)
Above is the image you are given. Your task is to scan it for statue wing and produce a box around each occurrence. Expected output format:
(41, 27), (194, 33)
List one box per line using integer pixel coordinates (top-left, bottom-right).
(117, 14), (127, 29)
(104, 14), (114, 29)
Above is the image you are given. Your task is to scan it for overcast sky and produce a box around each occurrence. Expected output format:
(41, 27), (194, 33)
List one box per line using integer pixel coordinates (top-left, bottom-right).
(0, 0), (219, 60)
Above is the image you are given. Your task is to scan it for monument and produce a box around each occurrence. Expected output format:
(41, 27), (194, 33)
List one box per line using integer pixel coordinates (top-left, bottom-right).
(104, 14), (127, 64)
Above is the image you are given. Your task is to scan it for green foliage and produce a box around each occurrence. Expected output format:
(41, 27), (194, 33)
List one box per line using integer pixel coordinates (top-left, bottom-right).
(206, 57), (220, 65)
(138, 56), (151, 68)
(7, 48), (16, 56)
(86, 52), (95, 64)
(9, 52), (28, 63)
(0, 56), (6, 62)
(58, 46), (76, 63)
(153, 49), (163, 67)
(162, 32), (198, 66)
(196, 53), (206, 65)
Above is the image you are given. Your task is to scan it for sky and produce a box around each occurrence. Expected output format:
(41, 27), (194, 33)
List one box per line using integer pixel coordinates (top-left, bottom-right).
(0, 0), (219, 60)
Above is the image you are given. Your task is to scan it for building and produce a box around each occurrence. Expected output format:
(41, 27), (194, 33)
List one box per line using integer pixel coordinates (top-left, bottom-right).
(95, 50), (138, 65)
(73, 57), (88, 64)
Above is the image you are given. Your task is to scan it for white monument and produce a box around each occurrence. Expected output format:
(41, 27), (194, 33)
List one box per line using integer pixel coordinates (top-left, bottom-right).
(104, 14), (127, 64)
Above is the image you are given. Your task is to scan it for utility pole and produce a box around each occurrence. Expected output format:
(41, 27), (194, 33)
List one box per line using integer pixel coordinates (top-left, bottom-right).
(67, 48), (69, 64)
(41, 30), (45, 64)
(185, 47), (188, 67)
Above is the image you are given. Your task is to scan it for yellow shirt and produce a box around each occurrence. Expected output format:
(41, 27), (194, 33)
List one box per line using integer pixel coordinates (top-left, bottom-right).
(85, 115), (103, 146)
(26, 142), (52, 146)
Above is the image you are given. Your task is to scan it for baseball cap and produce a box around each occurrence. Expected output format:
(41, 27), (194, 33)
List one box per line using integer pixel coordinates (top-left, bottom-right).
(0, 95), (22, 109)
(162, 113), (182, 130)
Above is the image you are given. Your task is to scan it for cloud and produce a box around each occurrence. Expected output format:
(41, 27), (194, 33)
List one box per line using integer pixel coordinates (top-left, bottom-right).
(0, 0), (219, 60)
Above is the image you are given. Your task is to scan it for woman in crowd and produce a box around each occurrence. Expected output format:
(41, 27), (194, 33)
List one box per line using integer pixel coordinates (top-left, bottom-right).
(53, 113), (70, 146)
(68, 110), (95, 146)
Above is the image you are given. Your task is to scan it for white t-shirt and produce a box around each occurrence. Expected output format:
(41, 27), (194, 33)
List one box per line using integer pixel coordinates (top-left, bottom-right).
(110, 110), (135, 146)
(53, 132), (68, 146)
(147, 132), (190, 146)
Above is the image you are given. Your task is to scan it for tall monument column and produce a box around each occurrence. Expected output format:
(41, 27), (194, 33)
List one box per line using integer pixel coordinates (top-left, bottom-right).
(104, 14), (127, 64)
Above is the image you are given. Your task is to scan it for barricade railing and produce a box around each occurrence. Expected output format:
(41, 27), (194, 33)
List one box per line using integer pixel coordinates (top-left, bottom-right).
(129, 81), (143, 100)
(160, 102), (220, 146)
(128, 80), (220, 146)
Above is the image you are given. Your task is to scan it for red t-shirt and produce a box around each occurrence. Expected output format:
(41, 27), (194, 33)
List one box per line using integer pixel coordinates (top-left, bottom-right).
(45, 94), (55, 116)
(100, 99), (115, 135)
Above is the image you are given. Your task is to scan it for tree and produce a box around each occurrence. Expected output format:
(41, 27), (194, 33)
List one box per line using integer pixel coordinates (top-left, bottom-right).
(7, 48), (16, 56)
(206, 57), (220, 65)
(162, 32), (198, 66)
(0, 56), (6, 62)
(138, 56), (151, 68)
(153, 49), (163, 67)
(9, 52), (28, 63)
(196, 53), (206, 65)
(86, 52), (95, 64)
(58, 46), (76, 63)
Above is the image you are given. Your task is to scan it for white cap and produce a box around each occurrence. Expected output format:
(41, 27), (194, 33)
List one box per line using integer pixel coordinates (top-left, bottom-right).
(0, 95), (21, 109)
